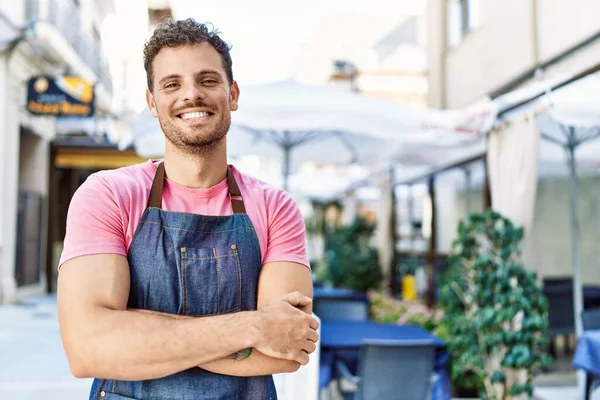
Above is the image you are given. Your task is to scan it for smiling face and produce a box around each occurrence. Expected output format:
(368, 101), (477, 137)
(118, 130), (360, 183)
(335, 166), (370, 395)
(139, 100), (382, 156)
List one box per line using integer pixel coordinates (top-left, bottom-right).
(146, 42), (240, 156)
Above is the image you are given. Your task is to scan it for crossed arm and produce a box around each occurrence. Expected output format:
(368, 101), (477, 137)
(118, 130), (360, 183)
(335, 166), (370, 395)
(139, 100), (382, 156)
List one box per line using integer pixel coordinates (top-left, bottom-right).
(197, 260), (314, 376)
(57, 254), (316, 380)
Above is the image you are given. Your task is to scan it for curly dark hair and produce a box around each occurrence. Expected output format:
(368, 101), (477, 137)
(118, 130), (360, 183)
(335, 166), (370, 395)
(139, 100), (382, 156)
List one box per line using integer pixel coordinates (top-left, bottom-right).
(143, 18), (233, 91)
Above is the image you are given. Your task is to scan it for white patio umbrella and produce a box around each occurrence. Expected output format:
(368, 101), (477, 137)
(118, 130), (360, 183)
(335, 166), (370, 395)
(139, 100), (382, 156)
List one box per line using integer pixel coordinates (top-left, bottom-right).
(132, 80), (497, 190)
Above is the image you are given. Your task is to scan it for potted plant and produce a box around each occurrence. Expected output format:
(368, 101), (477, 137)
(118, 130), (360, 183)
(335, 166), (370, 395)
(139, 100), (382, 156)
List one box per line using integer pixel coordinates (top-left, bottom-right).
(438, 210), (552, 399)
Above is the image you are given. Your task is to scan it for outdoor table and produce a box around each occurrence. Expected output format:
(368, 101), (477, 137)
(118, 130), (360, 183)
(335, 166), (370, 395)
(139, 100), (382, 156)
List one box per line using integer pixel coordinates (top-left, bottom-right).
(573, 330), (600, 400)
(319, 321), (451, 400)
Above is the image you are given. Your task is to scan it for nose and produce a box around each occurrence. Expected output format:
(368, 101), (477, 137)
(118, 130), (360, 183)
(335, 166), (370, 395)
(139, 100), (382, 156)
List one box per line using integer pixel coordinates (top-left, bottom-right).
(182, 81), (205, 103)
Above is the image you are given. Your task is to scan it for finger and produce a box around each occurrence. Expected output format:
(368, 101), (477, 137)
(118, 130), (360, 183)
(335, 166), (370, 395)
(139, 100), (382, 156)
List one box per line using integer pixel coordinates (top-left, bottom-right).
(307, 316), (320, 331)
(295, 351), (310, 366)
(302, 340), (317, 354)
(306, 330), (319, 343)
(283, 291), (312, 307)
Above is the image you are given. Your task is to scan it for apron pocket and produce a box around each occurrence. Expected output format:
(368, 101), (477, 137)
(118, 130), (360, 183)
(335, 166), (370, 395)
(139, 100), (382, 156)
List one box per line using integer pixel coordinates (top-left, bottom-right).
(181, 245), (242, 315)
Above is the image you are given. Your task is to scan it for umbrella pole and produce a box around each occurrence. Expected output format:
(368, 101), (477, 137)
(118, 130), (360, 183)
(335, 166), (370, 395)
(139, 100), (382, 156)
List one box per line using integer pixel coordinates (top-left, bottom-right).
(282, 145), (291, 192)
(566, 141), (583, 338)
(566, 139), (585, 395)
(463, 165), (472, 217)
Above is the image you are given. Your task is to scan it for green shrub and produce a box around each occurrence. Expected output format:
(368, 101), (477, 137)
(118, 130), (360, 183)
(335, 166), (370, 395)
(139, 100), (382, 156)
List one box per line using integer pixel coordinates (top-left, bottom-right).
(439, 210), (553, 399)
(325, 216), (383, 292)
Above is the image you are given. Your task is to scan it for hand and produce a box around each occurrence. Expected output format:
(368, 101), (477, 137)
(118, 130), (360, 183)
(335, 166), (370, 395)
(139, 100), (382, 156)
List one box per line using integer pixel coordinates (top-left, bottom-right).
(253, 292), (320, 365)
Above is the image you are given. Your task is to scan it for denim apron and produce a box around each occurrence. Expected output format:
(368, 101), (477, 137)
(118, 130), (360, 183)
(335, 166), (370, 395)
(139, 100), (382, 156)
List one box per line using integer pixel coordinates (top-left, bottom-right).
(90, 162), (276, 400)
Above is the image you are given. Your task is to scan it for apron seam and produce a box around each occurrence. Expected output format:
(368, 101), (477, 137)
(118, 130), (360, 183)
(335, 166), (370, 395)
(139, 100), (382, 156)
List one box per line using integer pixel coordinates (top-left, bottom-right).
(243, 215), (263, 268)
(233, 248), (242, 311)
(182, 254), (236, 261)
(138, 220), (249, 233)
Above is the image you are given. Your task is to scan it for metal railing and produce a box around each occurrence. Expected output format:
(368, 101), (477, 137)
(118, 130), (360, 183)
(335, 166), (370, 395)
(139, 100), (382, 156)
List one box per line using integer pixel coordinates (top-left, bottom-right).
(25, 0), (113, 94)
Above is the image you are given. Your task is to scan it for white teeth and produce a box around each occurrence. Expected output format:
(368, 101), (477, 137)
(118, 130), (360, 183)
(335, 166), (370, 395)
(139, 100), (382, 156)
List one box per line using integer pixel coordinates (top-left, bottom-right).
(180, 111), (209, 120)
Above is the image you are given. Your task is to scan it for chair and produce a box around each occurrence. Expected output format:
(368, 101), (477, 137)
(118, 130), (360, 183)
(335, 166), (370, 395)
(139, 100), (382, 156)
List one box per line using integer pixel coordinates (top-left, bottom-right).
(543, 277), (575, 357)
(334, 339), (436, 400)
(544, 277), (573, 288)
(582, 308), (600, 400)
(582, 308), (600, 331)
(313, 298), (369, 322)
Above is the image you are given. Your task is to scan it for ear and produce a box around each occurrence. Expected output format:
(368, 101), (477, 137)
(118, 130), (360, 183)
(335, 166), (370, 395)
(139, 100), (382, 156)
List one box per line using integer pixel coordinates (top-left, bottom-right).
(230, 81), (240, 111)
(146, 89), (158, 118)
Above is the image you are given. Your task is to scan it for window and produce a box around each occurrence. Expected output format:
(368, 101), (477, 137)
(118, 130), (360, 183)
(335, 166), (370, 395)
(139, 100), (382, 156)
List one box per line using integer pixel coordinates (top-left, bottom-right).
(447, 0), (481, 46)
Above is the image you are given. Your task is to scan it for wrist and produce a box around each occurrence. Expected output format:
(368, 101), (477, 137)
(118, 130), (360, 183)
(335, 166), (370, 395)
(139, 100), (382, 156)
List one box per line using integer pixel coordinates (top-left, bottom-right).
(239, 311), (262, 348)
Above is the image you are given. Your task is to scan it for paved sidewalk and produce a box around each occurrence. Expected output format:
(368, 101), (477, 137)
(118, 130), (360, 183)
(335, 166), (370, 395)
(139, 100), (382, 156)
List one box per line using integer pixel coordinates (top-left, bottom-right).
(0, 295), (91, 399)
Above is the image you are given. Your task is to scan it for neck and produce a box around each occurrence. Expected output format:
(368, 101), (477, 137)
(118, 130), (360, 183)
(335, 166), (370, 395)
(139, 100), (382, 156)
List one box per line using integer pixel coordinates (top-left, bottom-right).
(163, 139), (228, 189)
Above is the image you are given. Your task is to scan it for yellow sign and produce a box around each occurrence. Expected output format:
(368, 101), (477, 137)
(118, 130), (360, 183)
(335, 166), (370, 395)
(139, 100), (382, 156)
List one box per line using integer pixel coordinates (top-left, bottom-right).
(27, 75), (95, 117)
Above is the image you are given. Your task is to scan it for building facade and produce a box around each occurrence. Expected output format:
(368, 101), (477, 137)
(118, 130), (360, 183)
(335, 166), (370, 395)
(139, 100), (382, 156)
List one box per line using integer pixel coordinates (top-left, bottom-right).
(0, 0), (117, 303)
(427, 0), (600, 108)
(426, 0), (600, 284)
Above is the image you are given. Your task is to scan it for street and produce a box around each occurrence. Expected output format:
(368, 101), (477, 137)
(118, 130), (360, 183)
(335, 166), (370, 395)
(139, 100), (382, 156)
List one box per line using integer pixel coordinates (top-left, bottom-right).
(0, 295), (91, 399)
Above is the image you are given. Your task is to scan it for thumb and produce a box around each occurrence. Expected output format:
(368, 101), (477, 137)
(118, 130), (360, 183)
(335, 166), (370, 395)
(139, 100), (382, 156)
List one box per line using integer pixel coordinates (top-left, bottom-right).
(283, 291), (312, 307)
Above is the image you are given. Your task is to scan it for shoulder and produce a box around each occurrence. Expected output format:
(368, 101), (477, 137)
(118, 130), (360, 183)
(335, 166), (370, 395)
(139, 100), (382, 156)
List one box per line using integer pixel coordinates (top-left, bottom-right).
(69, 160), (154, 216)
(89, 160), (155, 194)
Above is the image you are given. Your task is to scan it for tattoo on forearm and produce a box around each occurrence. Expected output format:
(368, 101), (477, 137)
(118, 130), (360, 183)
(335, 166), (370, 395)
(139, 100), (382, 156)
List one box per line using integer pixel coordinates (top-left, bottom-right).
(229, 348), (253, 361)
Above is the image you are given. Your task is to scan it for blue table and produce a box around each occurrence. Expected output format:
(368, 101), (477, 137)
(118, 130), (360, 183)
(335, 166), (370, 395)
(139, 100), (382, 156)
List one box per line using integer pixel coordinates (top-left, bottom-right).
(574, 330), (600, 399)
(313, 287), (368, 302)
(319, 321), (451, 400)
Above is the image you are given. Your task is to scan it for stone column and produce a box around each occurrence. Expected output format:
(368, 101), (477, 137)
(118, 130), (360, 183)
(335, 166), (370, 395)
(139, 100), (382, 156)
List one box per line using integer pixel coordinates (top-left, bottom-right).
(375, 173), (394, 291)
(0, 52), (20, 303)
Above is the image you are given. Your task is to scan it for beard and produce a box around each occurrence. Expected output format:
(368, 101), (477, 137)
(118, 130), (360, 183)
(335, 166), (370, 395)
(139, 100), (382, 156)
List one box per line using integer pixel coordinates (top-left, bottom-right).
(158, 100), (231, 157)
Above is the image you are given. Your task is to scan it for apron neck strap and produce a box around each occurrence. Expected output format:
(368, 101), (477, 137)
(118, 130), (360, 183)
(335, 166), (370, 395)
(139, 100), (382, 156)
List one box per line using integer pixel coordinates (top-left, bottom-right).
(147, 162), (246, 214)
(227, 166), (247, 214)
(147, 162), (165, 209)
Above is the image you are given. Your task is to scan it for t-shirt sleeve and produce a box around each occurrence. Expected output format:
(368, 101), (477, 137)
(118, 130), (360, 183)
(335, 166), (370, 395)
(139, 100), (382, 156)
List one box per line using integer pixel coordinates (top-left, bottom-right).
(263, 189), (310, 269)
(58, 174), (127, 268)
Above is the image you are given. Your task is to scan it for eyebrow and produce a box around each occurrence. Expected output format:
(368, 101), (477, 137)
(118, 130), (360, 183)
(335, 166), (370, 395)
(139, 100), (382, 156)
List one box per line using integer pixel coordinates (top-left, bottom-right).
(158, 70), (224, 86)
(196, 69), (222, 78)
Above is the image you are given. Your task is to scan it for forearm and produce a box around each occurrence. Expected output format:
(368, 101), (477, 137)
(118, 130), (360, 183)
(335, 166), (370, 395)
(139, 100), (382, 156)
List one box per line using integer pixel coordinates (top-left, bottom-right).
(63, 307), (256, 381)
(200, 349), (301, 377)
(134, 310), (302, 377)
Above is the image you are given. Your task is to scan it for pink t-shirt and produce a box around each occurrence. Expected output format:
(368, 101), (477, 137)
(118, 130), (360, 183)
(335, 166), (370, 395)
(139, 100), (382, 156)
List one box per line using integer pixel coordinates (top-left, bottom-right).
(59, 160), (309, 269)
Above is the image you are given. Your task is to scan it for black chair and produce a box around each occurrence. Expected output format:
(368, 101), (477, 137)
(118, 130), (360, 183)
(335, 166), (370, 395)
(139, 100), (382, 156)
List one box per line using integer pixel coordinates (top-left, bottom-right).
(334, 339), (436, 400)
(543, 277), (575, 357)
(313, 298), (369, 322)
(544, 277), (573, 288)
(581, 308), (600, 400)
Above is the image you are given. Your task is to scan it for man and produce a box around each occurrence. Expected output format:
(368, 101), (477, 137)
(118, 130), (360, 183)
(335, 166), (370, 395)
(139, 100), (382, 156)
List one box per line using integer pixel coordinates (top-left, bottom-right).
(57, 18), (319, 400)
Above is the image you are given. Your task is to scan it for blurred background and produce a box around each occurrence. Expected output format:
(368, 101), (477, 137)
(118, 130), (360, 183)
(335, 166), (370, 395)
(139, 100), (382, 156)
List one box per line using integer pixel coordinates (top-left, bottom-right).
(1, 0), (599, 399)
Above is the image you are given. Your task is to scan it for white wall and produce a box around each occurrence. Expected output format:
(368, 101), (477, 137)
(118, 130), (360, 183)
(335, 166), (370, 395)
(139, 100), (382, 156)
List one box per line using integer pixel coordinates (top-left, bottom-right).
(428, 0), (600, 108)
(426, 0), (446, 109)
(444, 0), (536, 107)
(524, 177), (600, 285)
(443, 177), (600, 285)
(536, 0), (600, 64)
